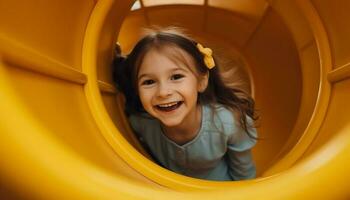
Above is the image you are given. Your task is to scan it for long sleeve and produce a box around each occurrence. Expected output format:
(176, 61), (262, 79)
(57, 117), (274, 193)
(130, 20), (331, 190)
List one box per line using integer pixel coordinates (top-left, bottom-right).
(227, 148), (256, 180)
(226, 117), (257, 180)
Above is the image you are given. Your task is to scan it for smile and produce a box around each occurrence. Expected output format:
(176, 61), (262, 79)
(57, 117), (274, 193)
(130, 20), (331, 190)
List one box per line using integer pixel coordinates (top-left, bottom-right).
(155, 101), (183, 112)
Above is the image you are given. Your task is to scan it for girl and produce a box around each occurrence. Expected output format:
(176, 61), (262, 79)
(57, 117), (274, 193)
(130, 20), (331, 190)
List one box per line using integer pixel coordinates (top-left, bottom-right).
(113, 28), (258, 181)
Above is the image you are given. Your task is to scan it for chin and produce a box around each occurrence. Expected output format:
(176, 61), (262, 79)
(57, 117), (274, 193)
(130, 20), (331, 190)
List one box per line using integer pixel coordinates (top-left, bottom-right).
(160, 118), (182, 128)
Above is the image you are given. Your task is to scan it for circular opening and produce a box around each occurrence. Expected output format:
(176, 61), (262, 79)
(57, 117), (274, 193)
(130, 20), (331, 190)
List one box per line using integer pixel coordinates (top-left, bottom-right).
(116, 3), (302, 179)
(84, 0), (328, 190)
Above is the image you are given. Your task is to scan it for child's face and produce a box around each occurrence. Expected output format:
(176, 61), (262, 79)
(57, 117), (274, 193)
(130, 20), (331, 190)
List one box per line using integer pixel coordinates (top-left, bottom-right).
(137, 48), (208, 128)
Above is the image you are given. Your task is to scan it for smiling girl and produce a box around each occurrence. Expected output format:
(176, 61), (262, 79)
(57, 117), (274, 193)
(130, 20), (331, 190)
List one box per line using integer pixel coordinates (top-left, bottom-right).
(113, 28), (258, 181)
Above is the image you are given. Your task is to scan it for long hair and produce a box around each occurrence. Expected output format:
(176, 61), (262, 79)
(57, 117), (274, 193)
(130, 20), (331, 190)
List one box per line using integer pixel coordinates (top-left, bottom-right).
(113, 28), (258, 138)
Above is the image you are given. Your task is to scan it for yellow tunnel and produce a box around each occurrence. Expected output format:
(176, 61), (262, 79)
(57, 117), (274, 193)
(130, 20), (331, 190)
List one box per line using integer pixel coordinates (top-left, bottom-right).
(1, 0), (350, 199)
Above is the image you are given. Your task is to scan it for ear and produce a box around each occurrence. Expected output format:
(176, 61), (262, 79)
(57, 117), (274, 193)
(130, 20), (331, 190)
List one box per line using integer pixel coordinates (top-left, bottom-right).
(197, 72), (209, 93)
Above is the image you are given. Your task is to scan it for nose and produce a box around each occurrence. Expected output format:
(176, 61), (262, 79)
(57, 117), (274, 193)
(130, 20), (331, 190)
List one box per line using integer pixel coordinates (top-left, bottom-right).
(157, 82), (173, 98)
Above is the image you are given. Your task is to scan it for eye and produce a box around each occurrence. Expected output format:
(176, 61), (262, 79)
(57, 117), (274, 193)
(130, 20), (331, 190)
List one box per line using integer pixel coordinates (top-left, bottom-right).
(171, 74), (184, 80)
(141, 79), (155, 86)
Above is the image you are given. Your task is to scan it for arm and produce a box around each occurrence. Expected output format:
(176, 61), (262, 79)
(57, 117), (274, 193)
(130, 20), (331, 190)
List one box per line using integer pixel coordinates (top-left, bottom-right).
(226, 118), (257, 180)
(227, 147), (256, 180)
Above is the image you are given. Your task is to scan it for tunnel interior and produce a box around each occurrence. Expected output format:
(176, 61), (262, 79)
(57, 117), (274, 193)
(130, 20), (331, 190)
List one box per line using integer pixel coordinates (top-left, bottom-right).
(106, 0), (318, 177)
(1, 0), (350, 199)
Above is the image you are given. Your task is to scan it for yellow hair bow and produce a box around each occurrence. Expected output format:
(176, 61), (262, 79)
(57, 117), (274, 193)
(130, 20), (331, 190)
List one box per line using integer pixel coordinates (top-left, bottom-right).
(196, 43), (215, 69)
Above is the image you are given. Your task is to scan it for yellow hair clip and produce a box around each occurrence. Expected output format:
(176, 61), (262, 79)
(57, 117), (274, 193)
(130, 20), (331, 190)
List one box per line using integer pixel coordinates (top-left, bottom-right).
(196, 43), (215, 69)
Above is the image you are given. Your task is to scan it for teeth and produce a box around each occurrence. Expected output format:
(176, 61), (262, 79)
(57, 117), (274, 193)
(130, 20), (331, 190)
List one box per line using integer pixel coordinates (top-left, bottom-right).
(158, 102), (178, 108)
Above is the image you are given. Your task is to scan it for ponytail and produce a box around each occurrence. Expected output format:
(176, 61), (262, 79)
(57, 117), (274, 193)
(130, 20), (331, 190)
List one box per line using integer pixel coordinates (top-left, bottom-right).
(112, 45), (144, 115)
(112, 45), (127, 93)
(207, 67), (259, 139)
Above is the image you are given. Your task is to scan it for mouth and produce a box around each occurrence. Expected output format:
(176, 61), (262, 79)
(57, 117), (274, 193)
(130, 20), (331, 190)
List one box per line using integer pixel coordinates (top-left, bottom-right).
(155, 101), (183, 112)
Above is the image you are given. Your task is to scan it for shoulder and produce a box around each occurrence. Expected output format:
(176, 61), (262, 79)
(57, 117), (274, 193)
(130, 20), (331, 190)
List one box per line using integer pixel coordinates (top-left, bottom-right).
(204, 104), (257, 139)
(204, 104), (238, 136)
(128, 112), (159, 133)
(212, 104), (236, 124)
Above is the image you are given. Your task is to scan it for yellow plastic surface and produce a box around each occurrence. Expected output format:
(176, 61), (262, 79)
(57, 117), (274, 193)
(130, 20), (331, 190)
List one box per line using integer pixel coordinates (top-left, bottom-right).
(1, 0), (350, 199)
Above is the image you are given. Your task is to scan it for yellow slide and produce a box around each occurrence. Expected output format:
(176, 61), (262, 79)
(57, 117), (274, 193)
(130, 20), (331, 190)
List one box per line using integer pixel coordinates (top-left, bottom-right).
(1, 0), (350, 199)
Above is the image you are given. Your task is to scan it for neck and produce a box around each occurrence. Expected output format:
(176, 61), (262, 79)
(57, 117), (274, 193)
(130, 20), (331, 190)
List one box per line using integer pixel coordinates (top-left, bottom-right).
(162, 104), (202, 145)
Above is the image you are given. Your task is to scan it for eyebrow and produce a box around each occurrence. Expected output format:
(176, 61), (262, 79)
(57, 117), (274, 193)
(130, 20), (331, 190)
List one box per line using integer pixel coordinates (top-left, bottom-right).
(138, 67), (186, 81)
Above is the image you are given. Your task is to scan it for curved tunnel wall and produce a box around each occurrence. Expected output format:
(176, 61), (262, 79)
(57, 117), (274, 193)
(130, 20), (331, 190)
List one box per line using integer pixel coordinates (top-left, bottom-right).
(1, 0), (350, 199)
(117, 3), (304, 175)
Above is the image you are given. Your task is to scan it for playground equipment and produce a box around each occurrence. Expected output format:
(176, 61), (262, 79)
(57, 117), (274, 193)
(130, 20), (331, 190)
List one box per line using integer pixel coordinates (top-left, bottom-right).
(1, 0), (350, 199)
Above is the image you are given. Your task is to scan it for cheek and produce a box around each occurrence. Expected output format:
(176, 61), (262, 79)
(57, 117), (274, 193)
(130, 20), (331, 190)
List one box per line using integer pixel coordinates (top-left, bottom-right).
(138, 88), (153, 105)
(187, 79), (201, 94)
(182, 86), (199, 102)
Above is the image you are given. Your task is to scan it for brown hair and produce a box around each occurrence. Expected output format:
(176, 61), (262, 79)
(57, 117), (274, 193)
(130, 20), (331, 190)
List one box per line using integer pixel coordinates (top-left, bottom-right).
(113, 28), (258, 138)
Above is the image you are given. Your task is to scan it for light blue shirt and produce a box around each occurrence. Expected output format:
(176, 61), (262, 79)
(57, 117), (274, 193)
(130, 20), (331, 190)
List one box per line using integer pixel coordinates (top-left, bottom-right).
(128, 104), (257, 181)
